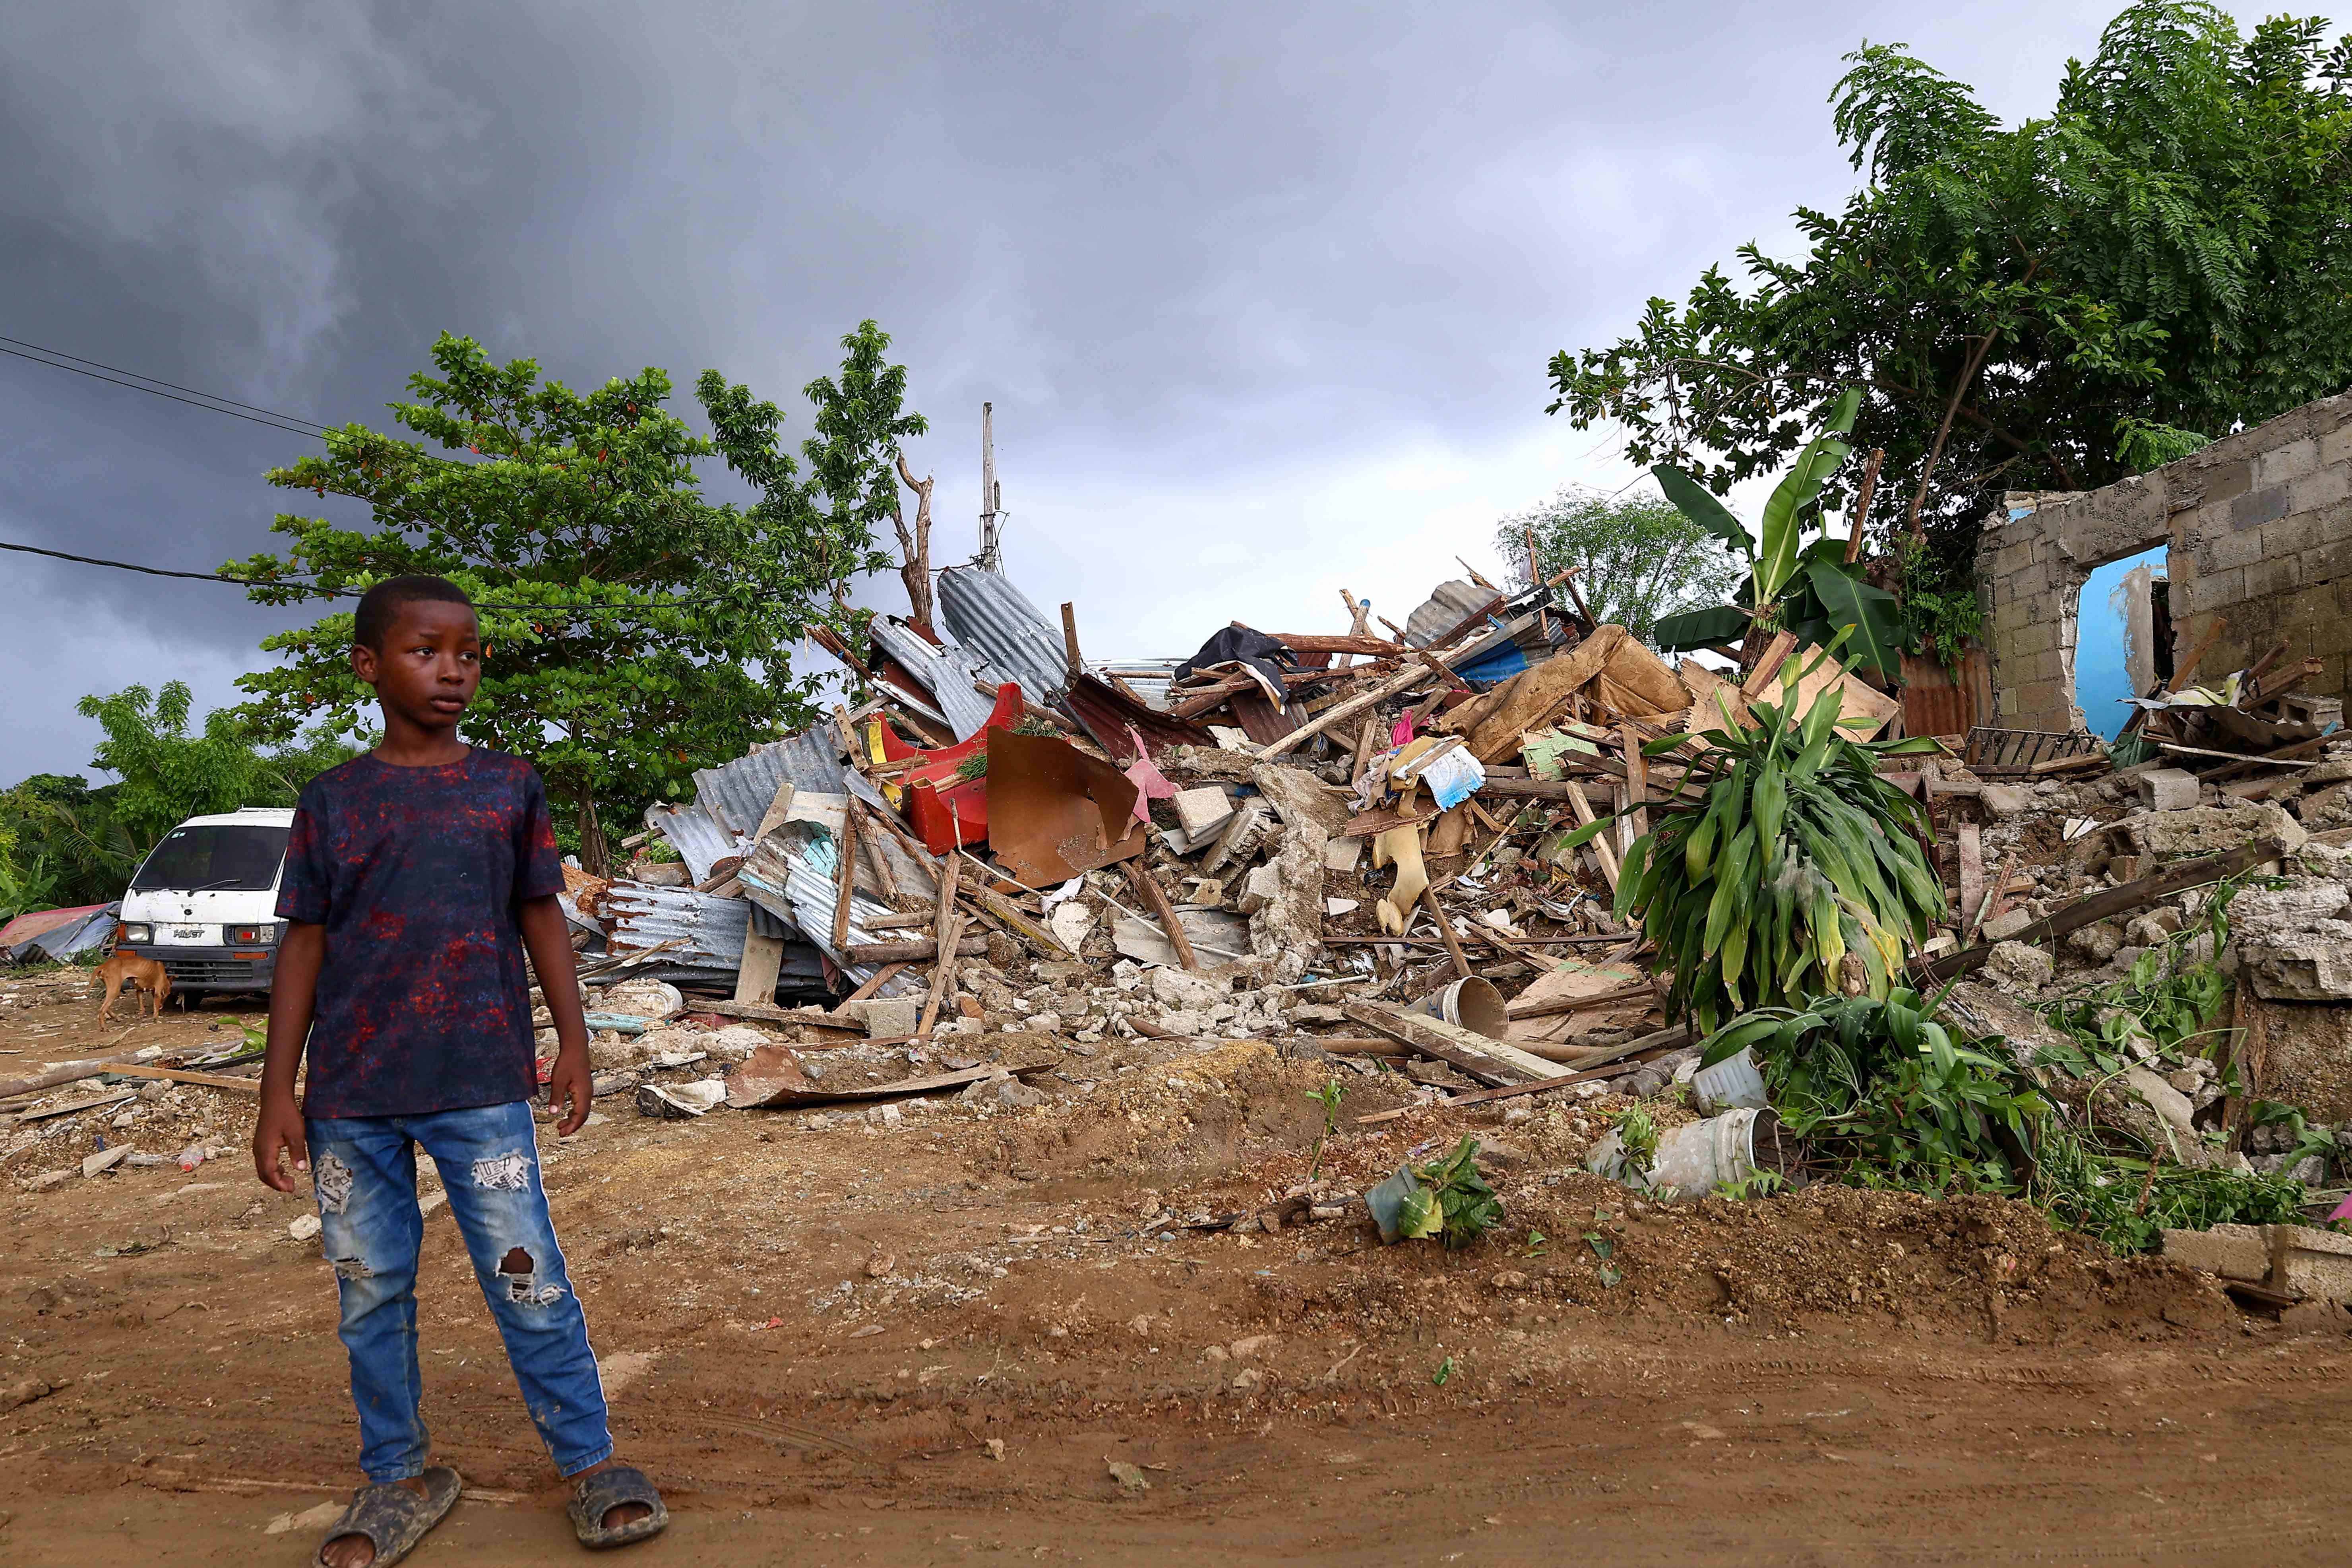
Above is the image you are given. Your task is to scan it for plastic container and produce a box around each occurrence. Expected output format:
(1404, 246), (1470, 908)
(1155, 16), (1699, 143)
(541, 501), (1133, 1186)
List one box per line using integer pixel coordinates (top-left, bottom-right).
(1587, 1108), (1767, 1200)
(1690, 1046), (1767, 1113)
(1408, 976), (1508, 1039)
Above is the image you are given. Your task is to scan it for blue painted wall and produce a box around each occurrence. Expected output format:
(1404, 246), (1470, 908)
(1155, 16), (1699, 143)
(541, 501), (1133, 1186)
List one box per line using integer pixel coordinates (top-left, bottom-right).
(2075, 546), (2168, 739)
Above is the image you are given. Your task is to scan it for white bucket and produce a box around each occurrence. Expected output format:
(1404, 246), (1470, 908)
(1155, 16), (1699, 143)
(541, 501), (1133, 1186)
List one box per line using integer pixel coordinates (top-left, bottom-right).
(1588, 1108), (1763, 1200)
(1690, 1047), (1767, 1113)
(1408, 977), (1508, 1039)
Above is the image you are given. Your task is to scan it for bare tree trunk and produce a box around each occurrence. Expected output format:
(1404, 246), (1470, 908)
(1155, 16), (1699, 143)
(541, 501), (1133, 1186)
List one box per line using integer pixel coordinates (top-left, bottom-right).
(574, 789), (610, 878)
(894, 450), (935, 632)
(1905, 329), (1999, 541)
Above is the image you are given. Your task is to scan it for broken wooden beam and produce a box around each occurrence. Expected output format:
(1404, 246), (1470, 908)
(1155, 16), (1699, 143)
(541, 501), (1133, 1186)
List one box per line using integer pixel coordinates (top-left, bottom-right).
(1340, 1003), (1565, 1085)
(846, 935), (988, 964)
(1919, 833), (2293, 983)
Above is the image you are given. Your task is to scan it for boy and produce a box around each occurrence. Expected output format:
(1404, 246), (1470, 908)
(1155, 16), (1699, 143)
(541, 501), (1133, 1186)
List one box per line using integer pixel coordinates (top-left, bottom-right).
(252, 574), (667, 1566)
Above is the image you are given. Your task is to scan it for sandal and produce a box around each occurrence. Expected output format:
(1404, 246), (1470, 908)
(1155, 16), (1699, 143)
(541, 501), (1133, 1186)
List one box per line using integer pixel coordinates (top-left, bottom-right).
(314, 1465), (462, 1568)
(568, 1464), (669, 1550)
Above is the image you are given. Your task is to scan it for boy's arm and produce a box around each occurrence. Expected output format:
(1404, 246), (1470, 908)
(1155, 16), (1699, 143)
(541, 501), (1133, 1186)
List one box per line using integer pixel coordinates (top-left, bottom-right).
(519, 895), (593, 1136)
(252, 920), (325, 1192)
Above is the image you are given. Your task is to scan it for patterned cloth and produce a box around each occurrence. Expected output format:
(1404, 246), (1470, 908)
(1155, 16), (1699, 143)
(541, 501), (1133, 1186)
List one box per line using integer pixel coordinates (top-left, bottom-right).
(278, 748), (565, 1118)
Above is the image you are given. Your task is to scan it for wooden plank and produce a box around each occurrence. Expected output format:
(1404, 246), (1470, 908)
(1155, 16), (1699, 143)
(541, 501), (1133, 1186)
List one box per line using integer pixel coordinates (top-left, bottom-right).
(1126, 860), (1200, 971)
(732, 929), (788, 1006)
(1956, 822), (1986, 930)
(846, 936), (988, 963)
(1620, 723), (1650, 842)
(965, 887), (1075, 958)
(1255, 633), (1407, 657)
(831, 799), (859, 952)
(14, 1091), (139, 1124)
(1504, 979), (1656, 1021)
(728, 1058), (1057, 1110)
(1563, 781), (1619, 893)
(1421, 884), (1471, 981)
(1253, 661), (1432, 759)
(1352, 1058), (1651, 1125)
(1340, 1003), (1566, 1086)
(87, 1062), (262, 1094)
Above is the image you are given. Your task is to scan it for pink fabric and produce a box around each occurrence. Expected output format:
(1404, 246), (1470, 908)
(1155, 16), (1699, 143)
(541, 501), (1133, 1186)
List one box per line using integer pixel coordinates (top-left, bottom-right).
(1121, 725), (1180, 824)
(1390, 714), (1417, 746)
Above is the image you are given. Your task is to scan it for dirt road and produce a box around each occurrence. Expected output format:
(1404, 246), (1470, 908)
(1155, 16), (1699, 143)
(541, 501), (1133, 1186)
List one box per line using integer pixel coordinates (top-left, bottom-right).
(6, 975), (2352, 1564)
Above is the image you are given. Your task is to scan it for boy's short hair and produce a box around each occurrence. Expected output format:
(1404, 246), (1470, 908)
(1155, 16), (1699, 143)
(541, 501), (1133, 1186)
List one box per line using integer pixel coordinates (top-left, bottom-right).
(353, 575), (475, 651)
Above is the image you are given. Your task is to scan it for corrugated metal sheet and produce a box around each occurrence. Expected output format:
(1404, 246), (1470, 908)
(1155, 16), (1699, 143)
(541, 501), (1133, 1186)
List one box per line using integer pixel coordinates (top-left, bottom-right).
(688, 727), (863, 839)
(11, 903), (118, 962)
(643, 804), (734, 884)
(601, 881), (758, 970)
(0, 902), (108, 952)
(1405, 580), (1496, 646)
(938, 565), (1072, 702)
(739, 830), (918, 998)
(868, 616), (1012, 739)
(1095, 661), (1182, 712)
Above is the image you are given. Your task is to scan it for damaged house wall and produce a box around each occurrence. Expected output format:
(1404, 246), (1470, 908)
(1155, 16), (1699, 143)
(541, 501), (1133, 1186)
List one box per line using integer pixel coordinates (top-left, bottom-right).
(1977, 391), (2352, 735)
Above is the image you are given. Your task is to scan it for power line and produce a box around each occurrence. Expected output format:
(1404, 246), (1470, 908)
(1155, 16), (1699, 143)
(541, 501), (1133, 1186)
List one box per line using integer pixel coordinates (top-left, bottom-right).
(0, 539), (750, 617)
(0, 333), (759, 620)
(0, 341), (327, 441)
(0, 333), (333, 432)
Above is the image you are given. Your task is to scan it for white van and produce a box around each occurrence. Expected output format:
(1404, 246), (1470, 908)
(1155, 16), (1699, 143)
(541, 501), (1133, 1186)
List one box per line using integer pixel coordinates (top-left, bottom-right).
(117, 806), (295, 996)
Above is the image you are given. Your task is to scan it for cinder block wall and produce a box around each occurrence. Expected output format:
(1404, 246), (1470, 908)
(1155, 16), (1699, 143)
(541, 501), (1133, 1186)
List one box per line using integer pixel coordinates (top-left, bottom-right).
(1976, 392), (2352, 734)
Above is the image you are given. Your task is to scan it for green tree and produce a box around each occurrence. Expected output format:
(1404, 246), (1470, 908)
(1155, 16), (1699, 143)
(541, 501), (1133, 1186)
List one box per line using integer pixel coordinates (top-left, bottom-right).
(222, 332), (897, 873)
(1548, 2), (2352, 573)
(1497, 486), (1745, 645)
(77, 683), (357, 856)
(0, 773), (132, 915)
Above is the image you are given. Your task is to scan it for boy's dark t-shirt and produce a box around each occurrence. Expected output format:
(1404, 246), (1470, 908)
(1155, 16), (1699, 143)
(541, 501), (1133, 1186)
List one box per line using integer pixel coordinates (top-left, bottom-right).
(277, 748), (566, 1119)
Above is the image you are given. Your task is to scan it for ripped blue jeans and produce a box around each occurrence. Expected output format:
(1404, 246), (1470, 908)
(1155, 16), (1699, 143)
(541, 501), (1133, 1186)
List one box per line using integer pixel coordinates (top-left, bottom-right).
(305, 1100), (613, 1483)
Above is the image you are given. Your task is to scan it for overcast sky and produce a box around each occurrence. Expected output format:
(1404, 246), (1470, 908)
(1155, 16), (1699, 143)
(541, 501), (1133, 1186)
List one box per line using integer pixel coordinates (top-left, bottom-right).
(0, 0), (2293, 783)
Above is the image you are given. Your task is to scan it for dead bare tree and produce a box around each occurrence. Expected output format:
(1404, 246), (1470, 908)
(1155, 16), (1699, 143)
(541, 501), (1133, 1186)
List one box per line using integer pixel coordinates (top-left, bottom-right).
(893, 449), (936, 631)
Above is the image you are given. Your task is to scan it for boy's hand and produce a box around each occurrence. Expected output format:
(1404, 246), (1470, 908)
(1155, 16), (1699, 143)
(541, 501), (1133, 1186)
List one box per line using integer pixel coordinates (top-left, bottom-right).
(550, 1041), (593, 1137)
(252, 1094), (310, 1193)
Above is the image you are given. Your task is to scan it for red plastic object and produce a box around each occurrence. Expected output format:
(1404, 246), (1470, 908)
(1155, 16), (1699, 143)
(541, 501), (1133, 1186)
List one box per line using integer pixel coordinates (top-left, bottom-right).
(878, 684), (1025, 853)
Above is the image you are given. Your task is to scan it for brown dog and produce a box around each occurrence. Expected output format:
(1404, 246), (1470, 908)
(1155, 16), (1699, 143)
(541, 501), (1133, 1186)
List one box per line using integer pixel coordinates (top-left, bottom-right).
(95, 951), (172, 1021)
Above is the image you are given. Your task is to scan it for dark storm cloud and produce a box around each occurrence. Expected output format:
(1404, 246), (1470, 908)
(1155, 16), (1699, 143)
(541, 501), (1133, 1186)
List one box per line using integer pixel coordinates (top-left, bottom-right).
(0, 0), (2278, 777)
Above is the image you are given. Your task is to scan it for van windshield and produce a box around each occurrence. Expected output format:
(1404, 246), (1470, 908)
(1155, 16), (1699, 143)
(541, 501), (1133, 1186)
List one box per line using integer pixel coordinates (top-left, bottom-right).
(131, 824), (291, 894)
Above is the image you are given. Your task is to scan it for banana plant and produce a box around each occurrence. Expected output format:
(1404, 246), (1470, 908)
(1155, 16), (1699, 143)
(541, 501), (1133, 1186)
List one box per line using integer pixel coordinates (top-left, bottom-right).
(1649, 388), (1905, 676)
(1556, 648), (1946, 1034)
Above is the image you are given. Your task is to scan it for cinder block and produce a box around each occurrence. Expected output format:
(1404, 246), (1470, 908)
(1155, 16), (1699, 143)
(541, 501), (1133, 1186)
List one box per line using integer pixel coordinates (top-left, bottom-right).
(2289, 464), (2352, 518)
(1172, 787), (1236, 837)
(2201, 525), (2266, 572)
(2319, 422), (2352, 469)
(1980, 907), (2037, 941)
(2270, 1224), (2352, 1303)
(2199, 458), (2253, 507)
(2300, 538), (2352, 583)
(2009, 622), (2057, 657)
(2252, 436), (2319, 488)
(2199, 565), (2247, 607)
(852, 997), (923, 1039)
(2162, 1223), (2269, 1281)
(2244, 555), (2306, 601)
(2262, 509), (2327, 560)
(2137, 769), (2200, 812)
(2231, 485), (2291, 532)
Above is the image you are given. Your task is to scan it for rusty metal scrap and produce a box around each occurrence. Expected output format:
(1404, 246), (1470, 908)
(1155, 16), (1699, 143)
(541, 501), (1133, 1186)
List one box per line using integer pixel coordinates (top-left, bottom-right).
(982, 728), (1150, 887)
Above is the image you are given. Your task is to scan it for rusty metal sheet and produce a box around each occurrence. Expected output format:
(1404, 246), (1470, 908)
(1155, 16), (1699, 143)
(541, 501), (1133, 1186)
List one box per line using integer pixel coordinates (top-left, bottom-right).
(1225, 688), (1295, 748)
(984, 728), (1150, 886)
(1058, 673), (1211, 764)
